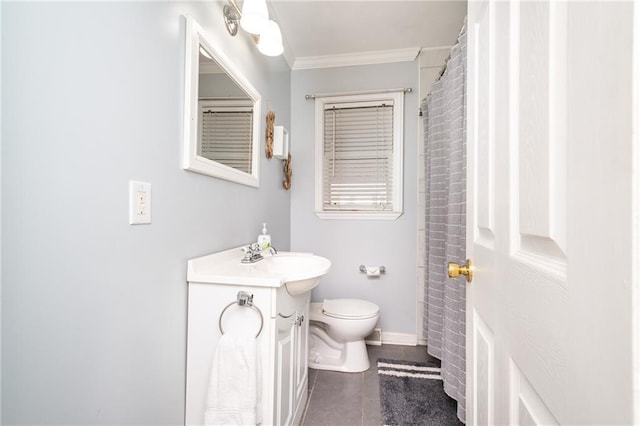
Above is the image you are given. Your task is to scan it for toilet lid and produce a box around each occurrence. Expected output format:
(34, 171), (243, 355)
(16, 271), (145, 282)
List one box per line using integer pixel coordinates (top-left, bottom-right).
(322, 299), (379, 319)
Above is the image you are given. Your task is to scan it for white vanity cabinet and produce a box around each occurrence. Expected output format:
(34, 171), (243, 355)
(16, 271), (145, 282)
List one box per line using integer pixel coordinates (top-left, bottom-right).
(185, 281), (310, 426)
(185, 247), (329, 426)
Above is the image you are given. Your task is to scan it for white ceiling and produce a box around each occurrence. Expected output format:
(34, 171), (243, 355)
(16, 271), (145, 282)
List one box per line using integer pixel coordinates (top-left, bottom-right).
(268, 0), (467, 69)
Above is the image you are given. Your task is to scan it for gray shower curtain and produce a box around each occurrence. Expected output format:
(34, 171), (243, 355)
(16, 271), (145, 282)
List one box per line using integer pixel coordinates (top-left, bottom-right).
(421, 22), (467, 423)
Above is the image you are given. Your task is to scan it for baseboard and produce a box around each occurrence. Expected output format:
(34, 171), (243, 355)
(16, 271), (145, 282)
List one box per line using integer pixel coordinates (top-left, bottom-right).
(380, 332), (418, 346)
(365, 328), (382, 346)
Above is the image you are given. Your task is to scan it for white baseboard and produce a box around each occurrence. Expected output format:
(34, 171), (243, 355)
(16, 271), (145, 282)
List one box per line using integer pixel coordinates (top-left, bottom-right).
(380, 332), (418, 346)
(365, 328), (382, 346)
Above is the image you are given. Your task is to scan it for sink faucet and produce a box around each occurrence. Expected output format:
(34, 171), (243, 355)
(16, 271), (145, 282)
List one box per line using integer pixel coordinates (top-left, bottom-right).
(241, 243), (264, 264)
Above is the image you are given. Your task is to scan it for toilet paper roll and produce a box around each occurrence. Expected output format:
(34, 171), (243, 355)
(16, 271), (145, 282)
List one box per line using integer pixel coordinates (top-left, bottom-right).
(365, 266), (381, 277)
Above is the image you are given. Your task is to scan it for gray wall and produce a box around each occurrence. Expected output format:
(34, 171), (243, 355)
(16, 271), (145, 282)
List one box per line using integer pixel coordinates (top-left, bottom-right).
(199, 73), (248, 98)
(1, 2), (290, 424)
(290, 62), (419, 335)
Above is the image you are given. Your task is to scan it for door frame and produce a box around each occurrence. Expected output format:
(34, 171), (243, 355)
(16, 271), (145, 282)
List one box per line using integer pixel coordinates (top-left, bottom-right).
(632, 1), (640, 421)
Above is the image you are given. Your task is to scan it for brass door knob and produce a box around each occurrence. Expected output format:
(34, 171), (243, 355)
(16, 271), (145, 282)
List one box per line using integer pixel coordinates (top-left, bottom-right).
(447, 259), (473, 283)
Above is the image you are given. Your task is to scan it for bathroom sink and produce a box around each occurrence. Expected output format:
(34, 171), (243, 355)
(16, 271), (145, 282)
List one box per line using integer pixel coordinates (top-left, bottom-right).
(257, 253), (331, 295)
(187, 247), (331, 295)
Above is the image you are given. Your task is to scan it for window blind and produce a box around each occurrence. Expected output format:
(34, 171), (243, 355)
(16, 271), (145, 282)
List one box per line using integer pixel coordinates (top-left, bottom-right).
(322, 101), (394, 211)
(198, 102), (253, 174)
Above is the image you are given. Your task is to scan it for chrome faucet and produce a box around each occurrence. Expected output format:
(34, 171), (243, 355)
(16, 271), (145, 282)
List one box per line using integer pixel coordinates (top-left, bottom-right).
(241, 243), (264, 263)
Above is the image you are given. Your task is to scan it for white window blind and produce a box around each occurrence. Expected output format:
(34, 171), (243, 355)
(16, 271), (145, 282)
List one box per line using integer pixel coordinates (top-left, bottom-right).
(314, 91), (404, 220)
(198, 100), (253, 174)
(322, 100), (395, 211)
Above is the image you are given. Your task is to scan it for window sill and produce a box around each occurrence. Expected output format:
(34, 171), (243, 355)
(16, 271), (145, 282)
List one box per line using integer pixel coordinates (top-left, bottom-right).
(314, 211), (403, 221)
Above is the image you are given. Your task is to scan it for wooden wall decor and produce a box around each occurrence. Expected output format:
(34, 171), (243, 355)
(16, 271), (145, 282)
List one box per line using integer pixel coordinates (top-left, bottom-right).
(282, 153), (292, 190)
(265, 111), (275, 158)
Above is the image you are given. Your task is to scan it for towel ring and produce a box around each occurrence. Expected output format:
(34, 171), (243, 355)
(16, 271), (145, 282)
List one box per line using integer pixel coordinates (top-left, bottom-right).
(218, 292), (264, 338)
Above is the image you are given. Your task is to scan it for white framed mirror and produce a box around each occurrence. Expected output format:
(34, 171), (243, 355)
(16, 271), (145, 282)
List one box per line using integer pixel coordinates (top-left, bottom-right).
(183, 15), (261, 187)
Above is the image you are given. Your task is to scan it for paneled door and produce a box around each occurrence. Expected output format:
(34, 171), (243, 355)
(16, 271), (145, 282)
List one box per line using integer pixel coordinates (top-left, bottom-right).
(465, 1), (638, 424)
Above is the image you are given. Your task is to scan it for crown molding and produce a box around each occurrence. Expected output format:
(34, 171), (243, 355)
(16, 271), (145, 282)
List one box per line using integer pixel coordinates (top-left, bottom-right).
(282, 43), (296, 70)
(291, 47), (421, 70)
(419, 45), (454, 56)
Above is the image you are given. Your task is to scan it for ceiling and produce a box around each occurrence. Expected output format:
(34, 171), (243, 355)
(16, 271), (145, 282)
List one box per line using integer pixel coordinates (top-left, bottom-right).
(268, 0), (467, 69)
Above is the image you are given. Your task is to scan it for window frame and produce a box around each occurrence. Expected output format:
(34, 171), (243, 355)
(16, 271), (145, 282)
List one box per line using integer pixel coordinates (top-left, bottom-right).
(314, 91), (404, 220)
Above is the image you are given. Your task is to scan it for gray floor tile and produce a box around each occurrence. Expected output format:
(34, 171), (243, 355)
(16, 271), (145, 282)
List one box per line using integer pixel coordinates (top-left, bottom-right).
(316, 370), (363, 394)
(303, 370), (362, 426)
(308, 368), (318, 392)
(363, 397), (382, 426)
(367, 345), (403, 363)
(363, 370), (379, 401)
(306, 398), (360, 422)
(401, 345), (429, 362)
(302, 344), (449, 426)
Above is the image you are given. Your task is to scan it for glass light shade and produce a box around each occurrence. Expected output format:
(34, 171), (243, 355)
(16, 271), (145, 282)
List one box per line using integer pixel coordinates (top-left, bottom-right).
(257, 20), (284, 57)
(240, 0), (269, 34)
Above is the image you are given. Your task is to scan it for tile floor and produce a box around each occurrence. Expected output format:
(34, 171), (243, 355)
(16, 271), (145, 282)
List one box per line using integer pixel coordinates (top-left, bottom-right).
(301, 344), (441, 426)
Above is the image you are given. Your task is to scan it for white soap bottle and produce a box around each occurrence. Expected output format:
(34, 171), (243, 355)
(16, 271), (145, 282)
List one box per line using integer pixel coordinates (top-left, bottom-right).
(257, 223), (271, 250)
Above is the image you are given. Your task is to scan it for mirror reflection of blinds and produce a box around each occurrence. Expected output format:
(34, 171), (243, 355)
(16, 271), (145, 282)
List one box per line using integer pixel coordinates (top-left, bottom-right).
(323, 101), (394, 211)
(199, 107), (253, 174)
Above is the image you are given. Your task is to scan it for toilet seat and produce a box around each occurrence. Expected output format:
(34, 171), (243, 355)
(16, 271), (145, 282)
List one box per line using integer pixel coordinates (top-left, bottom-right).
(321, 298), (379, 319)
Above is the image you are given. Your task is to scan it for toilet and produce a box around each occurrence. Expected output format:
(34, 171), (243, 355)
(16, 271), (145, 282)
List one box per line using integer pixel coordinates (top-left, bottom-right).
(308, 298), (380, 373)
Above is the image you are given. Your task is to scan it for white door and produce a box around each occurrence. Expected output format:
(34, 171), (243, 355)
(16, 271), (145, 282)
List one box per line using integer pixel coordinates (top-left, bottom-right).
(466, 1), (639, 424)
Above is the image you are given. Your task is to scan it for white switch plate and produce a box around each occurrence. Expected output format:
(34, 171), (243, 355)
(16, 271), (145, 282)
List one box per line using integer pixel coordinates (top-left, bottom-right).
(129, 180), (151, 225)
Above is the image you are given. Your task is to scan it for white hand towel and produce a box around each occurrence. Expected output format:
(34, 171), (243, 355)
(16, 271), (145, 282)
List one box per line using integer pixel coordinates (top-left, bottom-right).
(204, 332), (262, 425)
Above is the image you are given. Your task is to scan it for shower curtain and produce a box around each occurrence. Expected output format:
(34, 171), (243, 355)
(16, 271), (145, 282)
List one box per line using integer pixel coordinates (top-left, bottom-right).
(421, 22), (467, 423)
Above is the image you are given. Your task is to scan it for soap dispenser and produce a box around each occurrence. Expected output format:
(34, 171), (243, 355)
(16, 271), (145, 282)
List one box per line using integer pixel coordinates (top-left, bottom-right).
(258, 223), (271, 250)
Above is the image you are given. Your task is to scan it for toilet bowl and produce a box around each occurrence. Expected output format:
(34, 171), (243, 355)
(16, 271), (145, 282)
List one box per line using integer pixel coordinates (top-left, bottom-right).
(308, 298), (380, 373)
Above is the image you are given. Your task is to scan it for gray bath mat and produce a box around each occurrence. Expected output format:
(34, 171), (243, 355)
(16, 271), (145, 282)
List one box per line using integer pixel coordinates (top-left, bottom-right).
(378, 358), (463, 425)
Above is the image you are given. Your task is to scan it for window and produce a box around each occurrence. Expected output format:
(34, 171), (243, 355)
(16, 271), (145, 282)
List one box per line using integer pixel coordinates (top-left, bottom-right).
(198, 99), (254, 174)
(314, 91), (404, 220)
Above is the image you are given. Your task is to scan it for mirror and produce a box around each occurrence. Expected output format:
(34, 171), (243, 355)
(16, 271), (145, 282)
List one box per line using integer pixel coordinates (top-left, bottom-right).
(183, 16), (261, 187)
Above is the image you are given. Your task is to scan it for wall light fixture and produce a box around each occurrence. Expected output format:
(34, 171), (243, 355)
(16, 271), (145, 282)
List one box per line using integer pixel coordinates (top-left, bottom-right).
(223, 0), (284, 57)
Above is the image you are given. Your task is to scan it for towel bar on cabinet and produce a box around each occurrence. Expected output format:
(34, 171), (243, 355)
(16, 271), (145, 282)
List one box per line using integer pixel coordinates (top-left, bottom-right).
(218, 291), (264, 338)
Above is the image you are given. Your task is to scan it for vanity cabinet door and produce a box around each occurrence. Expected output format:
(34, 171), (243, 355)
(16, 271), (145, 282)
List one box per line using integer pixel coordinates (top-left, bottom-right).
(293, 294), (310, 411)
(275, 312), (296, 426)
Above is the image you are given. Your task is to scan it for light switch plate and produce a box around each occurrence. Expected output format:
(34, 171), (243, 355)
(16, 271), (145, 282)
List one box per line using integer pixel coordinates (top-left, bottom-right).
(129, 180), (151, 225)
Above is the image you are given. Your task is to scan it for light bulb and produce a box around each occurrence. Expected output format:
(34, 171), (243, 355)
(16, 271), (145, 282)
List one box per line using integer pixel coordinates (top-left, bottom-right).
(257, 20), (284, 57)
(240, 0), (269, 34)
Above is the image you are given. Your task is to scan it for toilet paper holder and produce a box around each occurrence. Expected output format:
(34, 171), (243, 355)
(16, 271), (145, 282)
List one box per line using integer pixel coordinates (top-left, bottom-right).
(359, 265), (386, 274)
